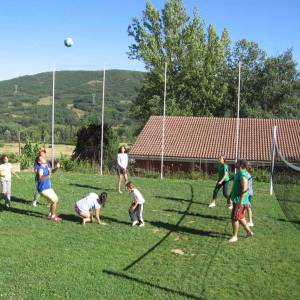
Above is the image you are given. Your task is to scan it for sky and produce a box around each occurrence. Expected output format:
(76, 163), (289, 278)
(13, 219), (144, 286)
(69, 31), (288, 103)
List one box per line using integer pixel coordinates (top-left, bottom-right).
(0, 0), (299, 80)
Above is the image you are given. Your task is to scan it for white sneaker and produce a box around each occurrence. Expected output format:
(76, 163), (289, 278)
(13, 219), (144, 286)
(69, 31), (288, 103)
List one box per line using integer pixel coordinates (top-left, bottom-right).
(209, 202), (216, 208)
(132, 220), (139, 226)
(32, 200), (37, 207)
(139, 222), (145, 227)
(248, 222), (254, 227)
(228, 204), (233, 210)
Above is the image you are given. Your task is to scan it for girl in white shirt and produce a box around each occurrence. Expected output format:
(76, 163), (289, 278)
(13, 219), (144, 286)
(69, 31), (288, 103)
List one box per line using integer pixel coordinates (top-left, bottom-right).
(75, 192), (107, 225)
(116, 145), (129, 193)
(126, 182), (145, 227)
(0, 154), (20, 208)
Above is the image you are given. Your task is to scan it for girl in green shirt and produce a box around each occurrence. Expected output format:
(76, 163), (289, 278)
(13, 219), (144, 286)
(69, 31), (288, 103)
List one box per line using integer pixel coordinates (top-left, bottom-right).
(209, 156), (233, 209)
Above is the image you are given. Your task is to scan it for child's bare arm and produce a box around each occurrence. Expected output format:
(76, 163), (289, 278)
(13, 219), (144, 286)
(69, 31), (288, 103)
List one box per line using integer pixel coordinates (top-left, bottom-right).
(95, 208), (101, 224)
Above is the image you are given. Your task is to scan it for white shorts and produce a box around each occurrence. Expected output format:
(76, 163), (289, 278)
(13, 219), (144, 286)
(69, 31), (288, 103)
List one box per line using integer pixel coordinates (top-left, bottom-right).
(40, 188), (58, 203)
(1, 180), (11, 195)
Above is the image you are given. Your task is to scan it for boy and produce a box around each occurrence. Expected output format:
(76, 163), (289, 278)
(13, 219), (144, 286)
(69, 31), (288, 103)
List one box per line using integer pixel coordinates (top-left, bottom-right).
(126, 182), (145, 227)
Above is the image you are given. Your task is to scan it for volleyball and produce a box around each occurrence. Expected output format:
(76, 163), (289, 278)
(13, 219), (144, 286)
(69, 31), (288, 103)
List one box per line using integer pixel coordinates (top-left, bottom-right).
(64, 37), (74, 47)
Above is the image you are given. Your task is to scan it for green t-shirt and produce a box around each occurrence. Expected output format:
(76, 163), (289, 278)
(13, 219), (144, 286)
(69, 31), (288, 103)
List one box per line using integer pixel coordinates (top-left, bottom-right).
(217, 164), (230, 182)
(230, 170), (249, 205)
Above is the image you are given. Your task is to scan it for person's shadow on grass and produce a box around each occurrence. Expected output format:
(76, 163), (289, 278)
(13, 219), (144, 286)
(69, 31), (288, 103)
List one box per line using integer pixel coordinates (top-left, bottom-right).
(69, 183), (115, 192)
(163, 208), (228, 221)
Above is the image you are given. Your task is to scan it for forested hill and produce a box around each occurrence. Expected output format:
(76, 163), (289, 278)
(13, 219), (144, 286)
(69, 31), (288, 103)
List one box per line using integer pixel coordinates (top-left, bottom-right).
(0, 70), (145, 143)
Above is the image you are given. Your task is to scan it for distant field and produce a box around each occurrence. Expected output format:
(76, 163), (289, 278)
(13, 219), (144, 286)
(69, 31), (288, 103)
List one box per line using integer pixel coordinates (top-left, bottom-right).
(0, 143), (75, 158)
(0, 174), (299, 299)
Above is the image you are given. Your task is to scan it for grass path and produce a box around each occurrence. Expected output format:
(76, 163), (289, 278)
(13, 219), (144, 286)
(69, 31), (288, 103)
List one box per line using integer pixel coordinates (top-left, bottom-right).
(0, 173), (299, 299)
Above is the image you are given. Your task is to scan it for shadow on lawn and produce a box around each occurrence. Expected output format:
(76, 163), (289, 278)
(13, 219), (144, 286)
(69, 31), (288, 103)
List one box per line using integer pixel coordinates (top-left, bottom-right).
(103, 269), (204, 300)
(11, 196), (32, 205)
(155, 195), (207, 206)
(69, 183), (115, 192)
(0, 204), (46, 219)
(163, 208), (228, 221)
(123, 184), (195, 271)
(277, 218), (300, 226)
(149, 221), (229, 238)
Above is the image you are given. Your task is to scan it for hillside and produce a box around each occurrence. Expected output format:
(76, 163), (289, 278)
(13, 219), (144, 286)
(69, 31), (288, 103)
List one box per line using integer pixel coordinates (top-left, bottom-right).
(0, 70), (145, 144)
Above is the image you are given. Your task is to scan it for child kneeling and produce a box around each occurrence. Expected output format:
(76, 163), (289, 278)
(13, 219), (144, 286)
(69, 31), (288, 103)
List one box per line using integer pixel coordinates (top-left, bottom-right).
(126, 182), (145, 227)
(75, 192), (107, 225)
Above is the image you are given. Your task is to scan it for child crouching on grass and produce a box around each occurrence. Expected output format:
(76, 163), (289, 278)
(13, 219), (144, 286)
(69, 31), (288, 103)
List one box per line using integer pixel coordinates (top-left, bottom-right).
(126, 182), (145, 227)
(75, 192), (107, 225)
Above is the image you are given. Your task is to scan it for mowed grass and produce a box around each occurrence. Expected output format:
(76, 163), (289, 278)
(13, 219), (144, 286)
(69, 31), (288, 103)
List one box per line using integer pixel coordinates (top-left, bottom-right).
(0, 173), (300, 300)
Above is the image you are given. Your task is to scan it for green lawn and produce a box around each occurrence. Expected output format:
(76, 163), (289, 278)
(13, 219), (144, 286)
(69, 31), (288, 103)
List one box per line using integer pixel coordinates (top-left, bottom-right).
(0, 173), (299, 299)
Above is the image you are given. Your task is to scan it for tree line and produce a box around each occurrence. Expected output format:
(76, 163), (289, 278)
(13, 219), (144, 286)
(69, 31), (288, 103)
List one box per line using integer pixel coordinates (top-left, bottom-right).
(128, 0), (299, 128)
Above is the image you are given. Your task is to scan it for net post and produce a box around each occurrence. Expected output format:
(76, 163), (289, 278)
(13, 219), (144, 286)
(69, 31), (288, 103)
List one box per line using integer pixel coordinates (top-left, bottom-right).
(270, 125), (277, 195)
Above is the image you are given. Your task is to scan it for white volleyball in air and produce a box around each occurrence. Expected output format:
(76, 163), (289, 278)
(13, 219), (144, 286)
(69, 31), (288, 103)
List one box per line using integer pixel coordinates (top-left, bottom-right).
(64, 37), (74, 47)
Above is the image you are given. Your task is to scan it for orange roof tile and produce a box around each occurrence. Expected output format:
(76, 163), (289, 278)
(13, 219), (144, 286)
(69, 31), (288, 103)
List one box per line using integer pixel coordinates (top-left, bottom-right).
(129, 116), (300, 162)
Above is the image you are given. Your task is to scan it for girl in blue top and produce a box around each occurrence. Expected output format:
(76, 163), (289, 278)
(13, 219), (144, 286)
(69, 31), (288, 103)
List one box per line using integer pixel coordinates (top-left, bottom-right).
(37, 156), (62, 222)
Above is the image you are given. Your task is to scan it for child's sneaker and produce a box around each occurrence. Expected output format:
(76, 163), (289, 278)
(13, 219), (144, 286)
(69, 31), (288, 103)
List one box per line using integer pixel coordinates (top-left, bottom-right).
(139, 222), (145, 227)
(208, 202), (216, 208)
(132, 220), (139, 226)
(248, 222), (254, 227)
(228, 204), (233, 210)
(32, 200), (37, 207)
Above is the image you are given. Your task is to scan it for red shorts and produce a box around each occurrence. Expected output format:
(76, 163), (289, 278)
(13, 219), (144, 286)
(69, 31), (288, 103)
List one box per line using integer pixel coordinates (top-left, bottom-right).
(231, 204), (248, 221)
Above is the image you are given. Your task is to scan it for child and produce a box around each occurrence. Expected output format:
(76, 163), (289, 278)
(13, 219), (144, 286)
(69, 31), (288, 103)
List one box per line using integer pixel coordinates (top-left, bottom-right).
(32, 148), (51, 207)
(116, 145), (129, 193)
(126, 181), (145, 227)
(0, 154), (20, 208)
(246, 162), (254, 227)
(36, 156), (62, 222)
(75, 192), (107, 225)
(209, 156), (232, 209)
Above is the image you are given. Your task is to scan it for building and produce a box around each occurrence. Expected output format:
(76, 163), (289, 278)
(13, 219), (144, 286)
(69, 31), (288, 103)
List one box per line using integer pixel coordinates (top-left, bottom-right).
(129, 116), (300, 174)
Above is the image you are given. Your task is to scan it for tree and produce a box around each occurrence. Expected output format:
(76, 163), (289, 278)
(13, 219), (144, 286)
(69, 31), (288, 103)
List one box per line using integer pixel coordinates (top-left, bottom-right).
(128, 0), (230, 124)
(72, 123), (117, 169)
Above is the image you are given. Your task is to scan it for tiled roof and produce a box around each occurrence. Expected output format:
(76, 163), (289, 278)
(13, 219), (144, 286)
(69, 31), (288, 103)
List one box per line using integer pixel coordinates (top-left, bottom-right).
(129, 116), (300, 162)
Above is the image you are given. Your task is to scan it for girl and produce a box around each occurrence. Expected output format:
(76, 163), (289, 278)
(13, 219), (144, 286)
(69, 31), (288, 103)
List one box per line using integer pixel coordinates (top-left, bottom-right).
(209, 156), (232, 209)
(126, 181), (145, 227)
(37, 156), (62, 222)
(75, 192), (108, 225)
(116, 145), (129, 193)
(32, 148), (51, 207)
(246, 162), (254, 227)
(0, 154), (20, 208)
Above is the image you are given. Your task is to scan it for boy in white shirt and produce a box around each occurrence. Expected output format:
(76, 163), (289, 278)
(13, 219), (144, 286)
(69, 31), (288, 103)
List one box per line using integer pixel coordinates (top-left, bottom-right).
(126, 182), (145, 227)
(0, 154), (20, 207)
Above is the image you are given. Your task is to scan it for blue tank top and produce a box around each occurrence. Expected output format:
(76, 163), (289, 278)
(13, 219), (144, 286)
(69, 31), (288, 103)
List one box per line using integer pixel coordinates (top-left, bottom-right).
(37, 165), (51, 192)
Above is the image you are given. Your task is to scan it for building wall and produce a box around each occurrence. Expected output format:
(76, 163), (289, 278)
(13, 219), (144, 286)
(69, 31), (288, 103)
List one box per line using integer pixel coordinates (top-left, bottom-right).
(133, 159), (220, 175)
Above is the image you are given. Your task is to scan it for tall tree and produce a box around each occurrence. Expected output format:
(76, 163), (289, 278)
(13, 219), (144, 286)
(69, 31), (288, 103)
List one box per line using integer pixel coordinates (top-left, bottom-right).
(128, 0), (230, 124)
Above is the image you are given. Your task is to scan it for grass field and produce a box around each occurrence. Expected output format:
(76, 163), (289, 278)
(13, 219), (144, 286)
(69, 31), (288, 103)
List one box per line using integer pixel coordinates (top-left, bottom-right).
(0, 143), (75, 158)
(0, 173), (300, 299)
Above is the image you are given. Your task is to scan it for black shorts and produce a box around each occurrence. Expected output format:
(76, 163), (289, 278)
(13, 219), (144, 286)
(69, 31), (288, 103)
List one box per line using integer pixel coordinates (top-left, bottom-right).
(117, 166), (127, 176)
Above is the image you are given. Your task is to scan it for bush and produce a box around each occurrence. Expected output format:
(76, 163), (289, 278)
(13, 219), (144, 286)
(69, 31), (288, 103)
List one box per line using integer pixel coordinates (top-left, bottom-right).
(20, 140), (40, 169)
(59, 155), (99, 174)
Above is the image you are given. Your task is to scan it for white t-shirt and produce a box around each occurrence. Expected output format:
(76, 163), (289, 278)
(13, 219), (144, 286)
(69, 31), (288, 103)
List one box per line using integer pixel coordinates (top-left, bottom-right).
(0, 163), (12, 181)
(117, 153), (128, 170)
(131, 188), (145, 204)
(76, 192), (101, 213)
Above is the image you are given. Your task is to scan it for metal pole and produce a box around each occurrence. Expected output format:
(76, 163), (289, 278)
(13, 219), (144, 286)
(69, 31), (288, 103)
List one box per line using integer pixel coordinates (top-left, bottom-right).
(235, 61), (241, 172)
(160, 62), (167, 180)
(270, 125), (277, 195)
(51, 64), (55, 168)
(100, 65), (106, 176)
